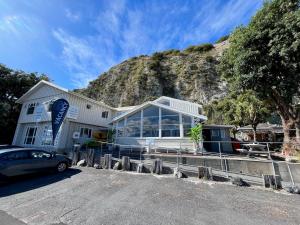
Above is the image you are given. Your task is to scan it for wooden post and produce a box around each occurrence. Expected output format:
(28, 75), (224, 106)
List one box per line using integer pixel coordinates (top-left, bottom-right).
(198, 166), (213, 180)
(122, 156), (131, 171)
(262, 174), (282, 189)
(152, 159), (163, 174)
(87, 149), (95, 167)
(72, 144), (81, 166)
(103, 154), (112, 169)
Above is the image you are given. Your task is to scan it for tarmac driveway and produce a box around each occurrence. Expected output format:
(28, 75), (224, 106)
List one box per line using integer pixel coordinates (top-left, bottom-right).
(0, 167), (299, 225)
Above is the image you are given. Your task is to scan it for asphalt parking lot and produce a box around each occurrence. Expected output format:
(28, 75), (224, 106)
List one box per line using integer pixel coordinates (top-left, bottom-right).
(0, 167), (299, 225)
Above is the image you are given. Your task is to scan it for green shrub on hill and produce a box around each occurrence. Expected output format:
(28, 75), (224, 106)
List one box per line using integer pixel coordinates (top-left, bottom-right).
(215, 35), (229, 43)
(183, 43), (214, 53)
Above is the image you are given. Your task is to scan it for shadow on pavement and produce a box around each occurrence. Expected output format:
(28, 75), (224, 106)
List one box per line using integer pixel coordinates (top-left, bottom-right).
(0, 168), (81, 197)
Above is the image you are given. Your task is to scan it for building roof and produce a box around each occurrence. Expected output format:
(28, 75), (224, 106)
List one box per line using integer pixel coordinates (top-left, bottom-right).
(112, 99), (207, 123)
(238, 123), (283, 133)
(16, 80), (115, 110)
(204, 124), (235, 129)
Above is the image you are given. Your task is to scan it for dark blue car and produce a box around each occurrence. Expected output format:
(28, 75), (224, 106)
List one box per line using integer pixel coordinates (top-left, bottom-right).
(0, 148), (72, 179)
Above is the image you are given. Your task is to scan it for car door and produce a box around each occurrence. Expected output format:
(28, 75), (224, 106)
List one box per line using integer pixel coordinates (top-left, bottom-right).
(0, 151), (32, 177)
(29, 150), (57, 172)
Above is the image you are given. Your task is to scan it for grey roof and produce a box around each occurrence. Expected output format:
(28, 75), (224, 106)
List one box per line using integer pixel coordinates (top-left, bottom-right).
(238, 123), (283, 132)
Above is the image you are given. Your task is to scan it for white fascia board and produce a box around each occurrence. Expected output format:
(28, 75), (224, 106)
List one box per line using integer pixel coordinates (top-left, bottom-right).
(111, 102), (152, 122)
(16, 80), (68, 104)
(16, 80), (115, 110)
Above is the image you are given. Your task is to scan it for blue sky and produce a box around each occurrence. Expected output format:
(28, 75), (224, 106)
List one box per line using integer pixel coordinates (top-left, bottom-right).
(0, 0), (263, 89)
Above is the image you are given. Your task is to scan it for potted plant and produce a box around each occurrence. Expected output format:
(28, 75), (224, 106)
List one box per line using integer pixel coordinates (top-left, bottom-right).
(188, 123), (203, 155)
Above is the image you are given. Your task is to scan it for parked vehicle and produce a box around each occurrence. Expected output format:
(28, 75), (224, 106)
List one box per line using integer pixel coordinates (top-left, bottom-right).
(0, 148), (72, 179)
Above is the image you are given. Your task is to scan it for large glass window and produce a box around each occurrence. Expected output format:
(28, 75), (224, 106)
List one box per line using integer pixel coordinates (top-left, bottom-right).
(143, 106), (159, 137)
(161, 109), (180, 137)
(182, 115), (192, 137)
(24, 127), (37, 145)
(126, 111), (141, 137)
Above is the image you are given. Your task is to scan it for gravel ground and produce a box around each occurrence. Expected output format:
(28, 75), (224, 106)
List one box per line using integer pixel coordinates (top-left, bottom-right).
(0, 167), (299, 225)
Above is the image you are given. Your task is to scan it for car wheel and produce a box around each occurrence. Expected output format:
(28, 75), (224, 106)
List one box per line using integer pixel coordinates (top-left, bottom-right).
(57, 162), (67, 172)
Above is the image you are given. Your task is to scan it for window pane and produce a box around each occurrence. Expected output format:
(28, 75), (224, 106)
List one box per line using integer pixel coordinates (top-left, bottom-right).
(28, 128), (35, 137)
(142, 106), (159, 137)
(143, 106), (159, 125)
(42, 126), (52, 145)
(162, 125), (180, 137)
(182, 115), (192, 137)
(161, 109), (180, 137)
(125, 126), (140, 137)
(143, 125), (159, 137)
(127, 111), (141, 126)
(7, 151), (29, 160)
(80, 128), (92, 138)
(161, 109), (179, 125)
(27, 103), (35, 114)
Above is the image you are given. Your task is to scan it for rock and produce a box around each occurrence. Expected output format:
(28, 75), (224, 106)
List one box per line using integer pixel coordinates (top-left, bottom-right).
(292, 186), (300, 194)
(77, 42), (229, 107)
(77, 159), (86, 167)
(174, 167), (183, 178)
(284, 186), (300, 194)
(231, 177), (249, 187)
(93, 163), (101, 169)
(284, 186), (294, 193)
(113, 162), (121, 170)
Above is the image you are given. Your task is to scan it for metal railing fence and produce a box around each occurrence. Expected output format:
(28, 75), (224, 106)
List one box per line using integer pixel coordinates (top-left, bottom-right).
(72, 140), (300, 189)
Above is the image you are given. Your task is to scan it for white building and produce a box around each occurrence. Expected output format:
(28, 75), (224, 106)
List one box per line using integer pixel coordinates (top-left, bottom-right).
(13, 81), (233, 153)
(13, 80), (116, 153)
(112, 96), (207, 150)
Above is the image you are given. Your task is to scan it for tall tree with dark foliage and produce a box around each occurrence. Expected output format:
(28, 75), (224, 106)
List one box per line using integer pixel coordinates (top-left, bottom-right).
(219, 0), (300, 148)
(0, 64), (48, 144)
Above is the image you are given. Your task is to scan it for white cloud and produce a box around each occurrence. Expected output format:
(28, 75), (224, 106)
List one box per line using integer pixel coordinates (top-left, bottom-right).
(0, 15), (38, 37)
(182, 0), (262, 46)
(65, 9), (81, 22)
(53, 28), (103, 88)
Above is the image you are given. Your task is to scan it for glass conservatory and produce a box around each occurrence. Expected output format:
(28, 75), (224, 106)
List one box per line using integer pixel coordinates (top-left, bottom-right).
(113, 105), (198, 139)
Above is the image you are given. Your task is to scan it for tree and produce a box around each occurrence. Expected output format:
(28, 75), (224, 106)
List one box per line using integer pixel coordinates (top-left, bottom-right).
(0, 64), (49, 144)
(188, 123), (203, 154)
(205, 91), (270, 141)
(235, 91), (270, 142)
(219, 0), (300, 146)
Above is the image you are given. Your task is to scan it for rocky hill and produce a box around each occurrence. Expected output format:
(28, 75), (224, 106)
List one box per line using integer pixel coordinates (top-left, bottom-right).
(77, 41), (229, 107)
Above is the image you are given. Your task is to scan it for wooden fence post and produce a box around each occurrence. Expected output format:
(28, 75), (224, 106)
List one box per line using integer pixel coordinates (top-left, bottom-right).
(198, 166), (213, 180)
(103, 154), (112, 169)
(152, 159), (163, 174)
(122, 156), (131, 171)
